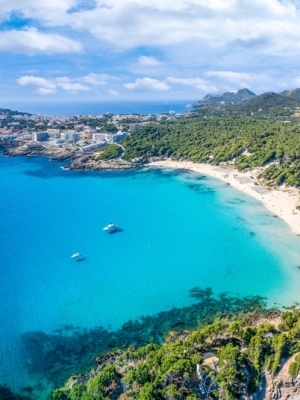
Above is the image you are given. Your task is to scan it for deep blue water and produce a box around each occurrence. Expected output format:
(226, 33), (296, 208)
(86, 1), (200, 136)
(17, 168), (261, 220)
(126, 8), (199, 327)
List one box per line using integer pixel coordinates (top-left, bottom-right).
(1, 155), (300, 395)
(3, 100), (196, 116)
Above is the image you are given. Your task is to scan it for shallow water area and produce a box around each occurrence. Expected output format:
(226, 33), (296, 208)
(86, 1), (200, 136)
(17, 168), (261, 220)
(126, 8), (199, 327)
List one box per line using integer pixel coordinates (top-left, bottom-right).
(1, 156), (300, 395)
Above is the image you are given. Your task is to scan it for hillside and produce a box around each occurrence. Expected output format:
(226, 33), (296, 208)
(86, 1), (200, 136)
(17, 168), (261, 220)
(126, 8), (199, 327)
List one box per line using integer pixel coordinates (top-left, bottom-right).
(234, 92), (300, 112)
(122, 116), (300, 187)
(49, 306), (300, 400)
(279, 88), (300, 102)
(197, 88), (256, 105)
(0, 107), (31, 116)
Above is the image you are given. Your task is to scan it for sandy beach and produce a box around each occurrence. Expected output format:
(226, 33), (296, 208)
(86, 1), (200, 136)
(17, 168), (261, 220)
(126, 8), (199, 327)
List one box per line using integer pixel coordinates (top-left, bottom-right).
(148, 159), (300, 236)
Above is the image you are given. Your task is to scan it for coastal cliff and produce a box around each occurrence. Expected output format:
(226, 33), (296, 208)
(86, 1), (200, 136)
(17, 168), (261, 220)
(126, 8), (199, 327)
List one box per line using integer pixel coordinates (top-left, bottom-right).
(49, 306), (300, 400)
(68, 155), (135, 171)
(1, 143), (137, 171)
(257, 355), (300, 400)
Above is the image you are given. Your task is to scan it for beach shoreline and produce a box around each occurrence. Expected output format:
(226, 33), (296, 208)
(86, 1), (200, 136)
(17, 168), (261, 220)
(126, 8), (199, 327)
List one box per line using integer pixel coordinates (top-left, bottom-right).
(148, 159), (300, 236)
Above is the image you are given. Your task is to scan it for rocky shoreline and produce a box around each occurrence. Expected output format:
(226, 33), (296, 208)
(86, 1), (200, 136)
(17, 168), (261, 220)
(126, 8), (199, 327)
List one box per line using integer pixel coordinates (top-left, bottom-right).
(1, 141), (138, 171)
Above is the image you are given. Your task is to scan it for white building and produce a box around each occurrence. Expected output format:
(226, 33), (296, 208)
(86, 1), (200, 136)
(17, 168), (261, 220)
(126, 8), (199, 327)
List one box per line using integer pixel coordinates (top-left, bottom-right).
(82, 128), (94, 139)
(92, 132), (128, 143)
(47, 128), (61, 139)
(93, 133), (107, 142)
(54, 139), (65, 147)
(61, 131), (80, 142)
(129, 123), (143, 132)
(105, 132), (128, 143)
(80, 142), (107, 153)
(33, 132), (49, 141)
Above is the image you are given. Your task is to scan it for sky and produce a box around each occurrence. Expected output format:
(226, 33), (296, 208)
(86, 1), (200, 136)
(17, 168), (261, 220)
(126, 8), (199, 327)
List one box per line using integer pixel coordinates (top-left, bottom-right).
(1, 0), (300, 109)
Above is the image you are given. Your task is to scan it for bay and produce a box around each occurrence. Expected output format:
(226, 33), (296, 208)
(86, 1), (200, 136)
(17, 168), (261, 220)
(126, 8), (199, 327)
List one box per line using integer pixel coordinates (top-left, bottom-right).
(3, 100), (195, 116)
(1, 155), (300, 396)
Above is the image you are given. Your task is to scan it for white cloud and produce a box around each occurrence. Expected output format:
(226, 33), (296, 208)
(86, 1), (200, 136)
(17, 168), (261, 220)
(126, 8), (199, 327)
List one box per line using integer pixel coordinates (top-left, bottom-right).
(56, 81), (91, 92)
(107, 89), (120, 96)
(17, 75), (56, 90)
(17, 72), (123, 96)
(6, 0), (300, 98)
(204, 70), (270, 89)
(35, 88), (56, 95)
(204, 71), (253, 88)
(278, 82), (289, 88)
(81, 73), (111, 86)
(54, 0), (300, 58)
(0, 28), (82, 54)
(2, 1), (300, 58)
(205, 71), (253, 82)
(0, 0), (77, 23)
(166, 77), (218, 92)
(138, 56), (162, 66)
(124, 77), (171, 91)
(17, 74), (91, 94)
(54, 76), (91, 91)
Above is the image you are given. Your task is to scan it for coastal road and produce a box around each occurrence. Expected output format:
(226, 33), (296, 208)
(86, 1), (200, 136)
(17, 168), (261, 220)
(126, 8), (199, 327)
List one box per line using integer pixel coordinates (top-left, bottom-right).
(115, 143), (125, 159)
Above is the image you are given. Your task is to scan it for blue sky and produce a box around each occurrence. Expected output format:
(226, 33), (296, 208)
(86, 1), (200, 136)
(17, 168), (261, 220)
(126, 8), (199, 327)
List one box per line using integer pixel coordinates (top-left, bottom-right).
(1, 0), (300, 108)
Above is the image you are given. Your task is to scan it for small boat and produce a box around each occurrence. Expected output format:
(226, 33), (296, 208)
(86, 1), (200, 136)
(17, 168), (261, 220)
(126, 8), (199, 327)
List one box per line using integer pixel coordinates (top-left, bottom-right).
(103, 222), (118, 233)
(71, 252), (81, 258)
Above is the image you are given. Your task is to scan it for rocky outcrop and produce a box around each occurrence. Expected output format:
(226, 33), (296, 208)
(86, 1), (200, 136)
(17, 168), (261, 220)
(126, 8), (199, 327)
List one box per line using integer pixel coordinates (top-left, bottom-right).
(0, 139), (26, 149)
(3, 146), (77, 160)
(1, 142), (138, 171)
(3, 146), (33, 156)
(257, 355), (300, 400)
(69, 156), (136, 171)
(49, 150), (76, 161)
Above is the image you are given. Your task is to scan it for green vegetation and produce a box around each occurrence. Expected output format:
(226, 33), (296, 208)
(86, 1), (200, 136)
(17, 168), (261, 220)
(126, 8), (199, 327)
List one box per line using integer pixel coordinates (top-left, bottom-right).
(122, 116), (300, 186)
(258, 164), (300, 187)
(289, 354), (300, 378)
(0, 107), (31, 116)
(97, 144), (121, 160)
(279, 88), (300, 102)
(51, 365), (119, 400)
(49, 309), (300, 400)
(20, 288), (267, 390)
(234, 92), (300, 112)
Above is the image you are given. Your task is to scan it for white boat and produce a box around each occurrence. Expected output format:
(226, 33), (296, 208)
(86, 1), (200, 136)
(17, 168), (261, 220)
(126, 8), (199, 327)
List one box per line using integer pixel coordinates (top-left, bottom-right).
(103, 222), (118, 233)
(71, 252), (81, 258)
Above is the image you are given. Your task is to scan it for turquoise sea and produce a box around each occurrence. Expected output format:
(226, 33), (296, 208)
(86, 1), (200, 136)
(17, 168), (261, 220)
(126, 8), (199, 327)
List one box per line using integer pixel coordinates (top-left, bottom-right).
(1, 155), (300, 397)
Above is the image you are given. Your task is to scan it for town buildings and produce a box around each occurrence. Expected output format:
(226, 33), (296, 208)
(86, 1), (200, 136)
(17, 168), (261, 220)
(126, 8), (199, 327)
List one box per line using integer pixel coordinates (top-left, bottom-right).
(33, 132), (49, 141)
(92, 132), (128, 143)
(129, 123), (143, 132)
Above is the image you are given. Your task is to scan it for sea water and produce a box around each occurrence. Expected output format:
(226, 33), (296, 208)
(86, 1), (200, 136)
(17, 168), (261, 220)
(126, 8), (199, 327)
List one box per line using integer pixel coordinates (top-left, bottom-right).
(1, 155), (300, 395)
(3, 100), (195, 117)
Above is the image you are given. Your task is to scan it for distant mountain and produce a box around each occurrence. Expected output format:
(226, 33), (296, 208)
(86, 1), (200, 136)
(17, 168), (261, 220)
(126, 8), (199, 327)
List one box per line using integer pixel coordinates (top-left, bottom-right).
(197, 88), (256, 105)
(279, 88), (300, 102)
(235, 92), (300, 112)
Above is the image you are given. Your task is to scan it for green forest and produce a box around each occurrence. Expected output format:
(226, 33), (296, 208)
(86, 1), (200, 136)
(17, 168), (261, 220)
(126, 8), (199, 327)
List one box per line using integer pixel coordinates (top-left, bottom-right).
(50, 307), (300, 400)
(97, 144), (121, 161)
(122, 117), (300, 187)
